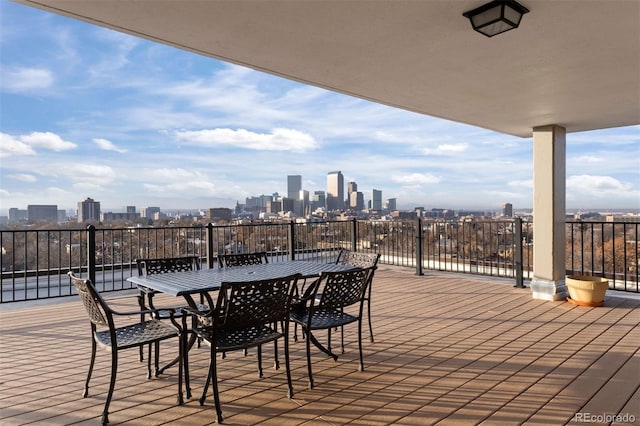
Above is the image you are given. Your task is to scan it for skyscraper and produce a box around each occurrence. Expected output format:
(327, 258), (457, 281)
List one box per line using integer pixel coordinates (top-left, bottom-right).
(350, 191), (364, 210)
(78, 197), (100, 223)
(287, 175), (302, 200)
(503, 202), (513, 217)
(326, 171), (344, 211)
(371, 189), (382, 211)
(385, 198), (397, 210)
(311, 191), (325, 211)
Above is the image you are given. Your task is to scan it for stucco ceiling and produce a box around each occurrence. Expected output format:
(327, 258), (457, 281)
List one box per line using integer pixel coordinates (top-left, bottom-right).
(13, 0), (640, 137)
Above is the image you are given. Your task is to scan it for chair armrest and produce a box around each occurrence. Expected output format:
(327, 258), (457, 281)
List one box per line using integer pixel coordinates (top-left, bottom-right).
(181, 304), (211, 318)
(299, 278), (320, 301)
(110, 307), (175, 318)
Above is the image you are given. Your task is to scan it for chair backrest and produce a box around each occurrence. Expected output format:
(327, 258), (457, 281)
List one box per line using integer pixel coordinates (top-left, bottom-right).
(136, 256), (201, 276)
(68, 271), (112, 327)
(336, 249), (380, 269)
(217, 252), (268, 268)
(315, 266), (376, 310)
(215, 274), (300, 329)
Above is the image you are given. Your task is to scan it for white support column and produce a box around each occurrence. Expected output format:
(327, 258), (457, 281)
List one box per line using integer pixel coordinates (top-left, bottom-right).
(530, 125), (567, 301)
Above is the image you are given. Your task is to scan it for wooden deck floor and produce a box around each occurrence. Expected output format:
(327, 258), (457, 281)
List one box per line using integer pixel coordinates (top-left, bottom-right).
(1, 267), (638, 425)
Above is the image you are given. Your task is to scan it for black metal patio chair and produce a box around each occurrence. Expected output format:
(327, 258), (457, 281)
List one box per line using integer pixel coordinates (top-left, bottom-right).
(181, 273), (300, 423)
(290, 266), (376, 389)
(68, 271), (183, 425)
(335, 250), (381, 343)
(136, 256), (205, 373)
(217, 251), (269, 268)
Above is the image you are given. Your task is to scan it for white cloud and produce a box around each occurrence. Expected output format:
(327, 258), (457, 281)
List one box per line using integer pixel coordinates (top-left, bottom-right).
(147, 168), (204, 181)
(1, 67), (54, 93)
(20, 132), (77, 151)
(93, 138), (127, 153)
(0, 133), (36, 157)
(508, 179), (533, 188)
(423, 143), (469, 155)
(392, 173), (441, 185)
(567, 175), (632, 195)
(8, 174), (37, 183)
(174, 128), (318, 152)
(62, 164), (116, 185)
(144, 181), (217, 195)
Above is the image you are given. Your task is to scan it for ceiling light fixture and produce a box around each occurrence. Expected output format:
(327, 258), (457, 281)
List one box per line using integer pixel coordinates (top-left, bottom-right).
(463, 0), (530, 37)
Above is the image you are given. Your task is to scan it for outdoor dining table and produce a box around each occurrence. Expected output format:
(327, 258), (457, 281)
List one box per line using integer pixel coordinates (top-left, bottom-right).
(126, 260), (354, 302)
(126, 260), (356, 376)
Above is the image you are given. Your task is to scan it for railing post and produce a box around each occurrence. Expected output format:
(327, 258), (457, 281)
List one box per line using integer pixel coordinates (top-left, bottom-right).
(206, 222), (215, 268)
(351, 218), (358, 252)
(416, 217), (423, 276)
(87, 225), (96, 284)
(288, 221), (295, 261)
(514, 217), (524, 288)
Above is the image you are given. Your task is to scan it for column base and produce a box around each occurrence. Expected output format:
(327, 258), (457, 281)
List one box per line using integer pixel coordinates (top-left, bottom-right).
(530, 277), (567, 301)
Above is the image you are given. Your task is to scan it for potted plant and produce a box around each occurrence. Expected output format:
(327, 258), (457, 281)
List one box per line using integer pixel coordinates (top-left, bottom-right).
(565, 275), (609, 307)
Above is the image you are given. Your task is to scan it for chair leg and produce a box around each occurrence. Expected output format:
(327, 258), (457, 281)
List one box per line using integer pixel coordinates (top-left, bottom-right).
(273, 338), (280, 370)
(357, 319), (364, 372)
(84, 338), (97, 398)
(367, 298), (374, 343)
(284, 325), (293, 399)
(200, 345), (214, 406)
(211, 347), (223, 423)
(257, 345), (263, 378)
(147, 343), (152, 379)
(154, 341), (160, 377)
(305, 329), (314, 389)
(177, 332), (184, 405)
(137, 293), (146, 362)
(102, 350), (118, 425)
(182, 317), (192, 399)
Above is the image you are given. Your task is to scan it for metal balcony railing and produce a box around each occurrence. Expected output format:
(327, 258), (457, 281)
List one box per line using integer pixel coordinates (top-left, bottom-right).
(1, 219), (637, 302)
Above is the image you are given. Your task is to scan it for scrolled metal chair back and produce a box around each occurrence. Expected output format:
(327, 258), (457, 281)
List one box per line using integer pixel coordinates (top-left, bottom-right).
(317, 267), (376, 310)
(68, 272), (109, 327)
(137, 256), (200, 276)
(217, 274), (299, 329)
(218, 252), (268, 268)
(337, 250), (380, 268)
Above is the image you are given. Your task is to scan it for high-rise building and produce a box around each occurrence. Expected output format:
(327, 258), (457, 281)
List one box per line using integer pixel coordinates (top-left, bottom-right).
(78, 197), (100, 223)
(141, 207), (161, 219)
(287, 175), (302, 200)
(326, 171), (344, 211)
(371, 189), (382, 211)
(281, 197), (295, 214)
(350, 191), (364, 210)
(311, 191), (325, 211)
(385, 198), (397, 211)
(503, 202), (513, 217)
(8, 208), (27, 223)
(27, 205), (58, 223)
(299, 189), (309, 216)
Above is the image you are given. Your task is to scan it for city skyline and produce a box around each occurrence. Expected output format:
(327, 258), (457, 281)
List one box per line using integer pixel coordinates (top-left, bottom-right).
(1, 0), (639, 217)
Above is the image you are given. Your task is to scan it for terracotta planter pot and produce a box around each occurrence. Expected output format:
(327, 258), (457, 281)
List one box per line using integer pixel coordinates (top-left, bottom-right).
(566, 275), (609, 307)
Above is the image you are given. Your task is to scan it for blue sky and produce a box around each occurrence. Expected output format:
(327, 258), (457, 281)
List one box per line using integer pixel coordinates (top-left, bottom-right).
(1, 0), (639, 216)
